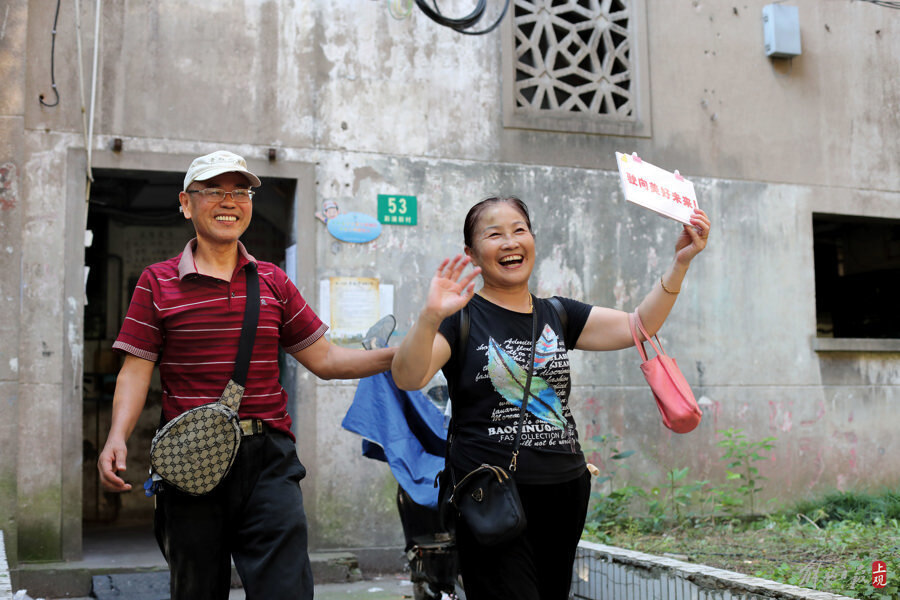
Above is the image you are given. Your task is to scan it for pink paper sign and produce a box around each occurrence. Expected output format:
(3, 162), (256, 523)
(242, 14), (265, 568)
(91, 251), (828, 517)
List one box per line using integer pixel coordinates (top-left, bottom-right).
(616, 152), (699, 225)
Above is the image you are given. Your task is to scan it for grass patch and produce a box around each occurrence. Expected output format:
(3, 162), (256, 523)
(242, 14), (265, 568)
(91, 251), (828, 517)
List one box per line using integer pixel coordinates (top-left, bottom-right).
(583, 490), (900, 599)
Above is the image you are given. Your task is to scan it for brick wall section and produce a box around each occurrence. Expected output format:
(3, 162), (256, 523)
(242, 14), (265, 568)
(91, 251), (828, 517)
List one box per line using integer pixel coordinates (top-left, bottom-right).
(573, 541), (859, 600)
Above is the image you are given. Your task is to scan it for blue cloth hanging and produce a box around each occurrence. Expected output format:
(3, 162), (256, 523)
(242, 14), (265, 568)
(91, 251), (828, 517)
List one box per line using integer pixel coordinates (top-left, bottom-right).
(342, 371), (446, 508)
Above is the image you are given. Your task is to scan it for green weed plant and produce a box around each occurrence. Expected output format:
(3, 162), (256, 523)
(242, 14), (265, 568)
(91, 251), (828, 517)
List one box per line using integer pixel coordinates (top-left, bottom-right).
(583, 434), (643, 533)
(716, 427), (777, 516)
(582, 428), (899, 599)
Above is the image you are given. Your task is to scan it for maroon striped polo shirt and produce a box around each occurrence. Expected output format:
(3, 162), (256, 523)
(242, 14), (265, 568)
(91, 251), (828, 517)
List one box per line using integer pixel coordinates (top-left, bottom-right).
(113, 239), (327, 439)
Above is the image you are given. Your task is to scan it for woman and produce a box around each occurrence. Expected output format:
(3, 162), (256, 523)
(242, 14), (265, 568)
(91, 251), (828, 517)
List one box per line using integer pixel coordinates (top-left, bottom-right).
(391, 196), (710, 600)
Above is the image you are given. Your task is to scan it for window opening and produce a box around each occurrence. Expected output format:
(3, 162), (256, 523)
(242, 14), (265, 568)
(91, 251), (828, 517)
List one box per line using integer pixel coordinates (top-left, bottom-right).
(512, 0), (634, 117)
(503, 0), (650, 136)
(813, 213), (900, 339)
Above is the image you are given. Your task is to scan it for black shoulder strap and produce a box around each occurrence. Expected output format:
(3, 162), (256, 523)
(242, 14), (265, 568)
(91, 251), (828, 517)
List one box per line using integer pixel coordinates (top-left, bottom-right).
(509, 304), (539, 472)
(232, 263), (260, 386)
(547, 296), (568, 335)
(457, 305), (470, 361)
(158, 263), (259, 428)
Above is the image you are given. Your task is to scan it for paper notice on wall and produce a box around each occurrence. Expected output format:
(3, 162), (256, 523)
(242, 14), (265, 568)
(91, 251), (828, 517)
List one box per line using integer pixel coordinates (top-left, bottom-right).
(284, 244), (297, 286)
(317, 277), (394, 346)
(615, 152), (699, 225)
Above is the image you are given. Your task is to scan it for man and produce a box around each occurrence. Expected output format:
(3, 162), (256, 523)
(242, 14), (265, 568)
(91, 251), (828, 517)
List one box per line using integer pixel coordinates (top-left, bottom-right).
(97, 150), (395, 600)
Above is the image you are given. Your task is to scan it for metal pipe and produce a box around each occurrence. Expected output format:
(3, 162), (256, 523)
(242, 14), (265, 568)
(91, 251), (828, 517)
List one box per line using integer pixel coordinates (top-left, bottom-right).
(87, 0), (101, 183)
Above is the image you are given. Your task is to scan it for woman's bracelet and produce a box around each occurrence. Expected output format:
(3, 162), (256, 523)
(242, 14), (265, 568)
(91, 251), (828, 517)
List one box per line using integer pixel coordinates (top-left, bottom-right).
(660, 276), (680, 295)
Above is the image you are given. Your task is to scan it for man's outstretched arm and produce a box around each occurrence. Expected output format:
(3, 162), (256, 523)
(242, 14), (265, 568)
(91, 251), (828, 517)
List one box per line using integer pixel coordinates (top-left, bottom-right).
(291, 336), (395, 381)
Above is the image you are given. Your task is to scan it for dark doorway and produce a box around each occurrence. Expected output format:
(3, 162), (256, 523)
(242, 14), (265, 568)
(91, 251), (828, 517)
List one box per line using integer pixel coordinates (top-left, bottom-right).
(82, 168), (296, 526)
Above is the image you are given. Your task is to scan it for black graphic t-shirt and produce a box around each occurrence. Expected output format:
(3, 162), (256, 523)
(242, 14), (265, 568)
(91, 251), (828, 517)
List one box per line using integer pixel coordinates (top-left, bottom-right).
(438, 294), (593, 484)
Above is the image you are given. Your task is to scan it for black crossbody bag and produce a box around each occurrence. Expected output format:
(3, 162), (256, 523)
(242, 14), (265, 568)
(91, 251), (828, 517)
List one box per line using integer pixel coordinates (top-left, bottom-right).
(148, 264), (260, 496)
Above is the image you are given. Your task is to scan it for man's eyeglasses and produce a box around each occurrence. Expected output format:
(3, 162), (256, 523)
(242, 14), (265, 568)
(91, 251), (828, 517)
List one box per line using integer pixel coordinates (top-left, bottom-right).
(186, 188), (255, 202)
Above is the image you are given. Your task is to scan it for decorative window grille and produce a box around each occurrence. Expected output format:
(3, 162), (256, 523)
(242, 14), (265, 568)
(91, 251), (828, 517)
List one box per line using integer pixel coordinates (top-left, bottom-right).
(502, 0), (651, 136)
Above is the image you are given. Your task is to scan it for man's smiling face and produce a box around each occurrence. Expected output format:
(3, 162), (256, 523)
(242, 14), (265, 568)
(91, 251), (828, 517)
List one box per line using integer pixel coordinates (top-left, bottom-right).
(179, 171), (254, 247)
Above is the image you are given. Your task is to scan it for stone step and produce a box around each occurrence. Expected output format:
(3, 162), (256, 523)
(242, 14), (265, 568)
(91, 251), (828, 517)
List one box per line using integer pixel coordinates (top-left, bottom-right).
(13, 551), (361, 599)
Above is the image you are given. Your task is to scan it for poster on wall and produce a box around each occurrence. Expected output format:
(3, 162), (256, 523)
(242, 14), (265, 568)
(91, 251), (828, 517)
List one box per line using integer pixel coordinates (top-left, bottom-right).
(318, 277), (395, 346)
(615, 152), (699, 225)
(284, 244), (297, 286)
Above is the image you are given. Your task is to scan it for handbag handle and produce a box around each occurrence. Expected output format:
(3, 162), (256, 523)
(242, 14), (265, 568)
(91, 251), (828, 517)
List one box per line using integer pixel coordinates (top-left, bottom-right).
(629, 310), (668, 362)
(509, 296), (539, 472)
(449, 464), (511, 507)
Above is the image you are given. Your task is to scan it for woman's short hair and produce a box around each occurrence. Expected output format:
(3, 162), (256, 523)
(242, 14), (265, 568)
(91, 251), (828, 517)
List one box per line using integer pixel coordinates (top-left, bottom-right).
(463, 196), (533, 248)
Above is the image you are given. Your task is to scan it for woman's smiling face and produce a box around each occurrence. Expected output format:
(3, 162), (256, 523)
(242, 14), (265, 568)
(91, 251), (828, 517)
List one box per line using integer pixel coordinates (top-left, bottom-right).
(466, 201), (535, 289)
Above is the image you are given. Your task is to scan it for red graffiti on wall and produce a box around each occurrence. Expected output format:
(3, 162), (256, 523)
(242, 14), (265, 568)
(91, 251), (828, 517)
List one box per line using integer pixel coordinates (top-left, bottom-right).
(0, 163), (18, 211)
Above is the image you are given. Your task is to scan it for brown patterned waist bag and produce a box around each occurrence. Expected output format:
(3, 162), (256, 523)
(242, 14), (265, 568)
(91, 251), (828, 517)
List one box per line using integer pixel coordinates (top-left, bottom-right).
(148, 264), (260, 496)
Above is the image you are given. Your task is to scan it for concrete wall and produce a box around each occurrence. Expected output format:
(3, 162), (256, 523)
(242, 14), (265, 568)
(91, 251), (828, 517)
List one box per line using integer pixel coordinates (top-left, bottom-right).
(0, 0), (28, 568)
(1, 0), (898, 564)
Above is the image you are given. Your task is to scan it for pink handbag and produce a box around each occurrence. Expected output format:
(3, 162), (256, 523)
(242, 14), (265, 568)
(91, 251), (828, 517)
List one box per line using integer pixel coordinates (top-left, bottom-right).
(629, 311), (702, 434)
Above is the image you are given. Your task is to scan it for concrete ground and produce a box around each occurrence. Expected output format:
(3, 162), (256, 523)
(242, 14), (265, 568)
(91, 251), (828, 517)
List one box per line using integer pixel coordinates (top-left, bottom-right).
(31, 573), (419, 600)
(11, 524), (429, 600)
(313, 575), (421, 600)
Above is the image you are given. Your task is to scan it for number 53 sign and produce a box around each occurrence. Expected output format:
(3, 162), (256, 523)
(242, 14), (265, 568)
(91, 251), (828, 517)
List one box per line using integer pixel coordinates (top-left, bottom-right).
(377, 195), (418, 226)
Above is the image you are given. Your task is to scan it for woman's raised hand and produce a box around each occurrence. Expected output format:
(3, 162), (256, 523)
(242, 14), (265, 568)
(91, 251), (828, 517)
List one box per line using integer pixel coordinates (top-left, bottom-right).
(674, 208), (711, 265)
(424, 255), (481, 322)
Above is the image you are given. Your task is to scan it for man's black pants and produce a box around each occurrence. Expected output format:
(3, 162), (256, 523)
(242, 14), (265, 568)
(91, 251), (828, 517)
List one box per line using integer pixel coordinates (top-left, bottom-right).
(154, 429), (313, 600)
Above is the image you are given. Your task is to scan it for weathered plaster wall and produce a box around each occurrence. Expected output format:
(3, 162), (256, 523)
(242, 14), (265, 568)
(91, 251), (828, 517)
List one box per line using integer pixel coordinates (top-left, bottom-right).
(20, 1), (900, 185)
(0, 128), (22, 565)
(0, 0), (29, 567)
(3, 0), (898, 562)
(23, 1), (318, 148)
(15, 132), (76, 561)
(496, 1), (900, 190)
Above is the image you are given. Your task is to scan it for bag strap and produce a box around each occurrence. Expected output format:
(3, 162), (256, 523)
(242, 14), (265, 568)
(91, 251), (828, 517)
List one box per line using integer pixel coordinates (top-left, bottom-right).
(630, 310), (667, 361)
(448, 296), (544, 476)
(233, 263), (260, 386)
(509, 295), (539, 472)
(157, 264), (261, 422)
(458, 303), (470, 361)
(547, 296), (567, 334)
(218, 264), (261, 413)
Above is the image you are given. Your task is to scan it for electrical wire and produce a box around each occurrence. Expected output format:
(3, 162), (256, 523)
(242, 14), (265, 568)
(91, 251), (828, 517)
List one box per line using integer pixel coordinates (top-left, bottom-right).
(39, 0), (63, 107)
(856, 0), (900, 8)
(413, 0), (511, 35)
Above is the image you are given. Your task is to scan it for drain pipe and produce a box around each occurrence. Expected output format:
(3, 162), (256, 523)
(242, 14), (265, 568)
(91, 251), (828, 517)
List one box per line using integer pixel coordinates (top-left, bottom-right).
(75, 0), (90, 159)
(74, 0), (93, 209)
(86, 0), (102, 190)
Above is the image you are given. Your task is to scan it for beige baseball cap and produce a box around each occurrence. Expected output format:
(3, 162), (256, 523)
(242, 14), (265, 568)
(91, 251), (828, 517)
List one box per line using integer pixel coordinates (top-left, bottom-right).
(183, 150), (261, 190)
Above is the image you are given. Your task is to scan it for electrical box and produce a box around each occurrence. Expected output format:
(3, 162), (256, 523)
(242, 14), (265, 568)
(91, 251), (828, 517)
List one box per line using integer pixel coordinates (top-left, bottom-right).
(763, 4), (801, 58)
